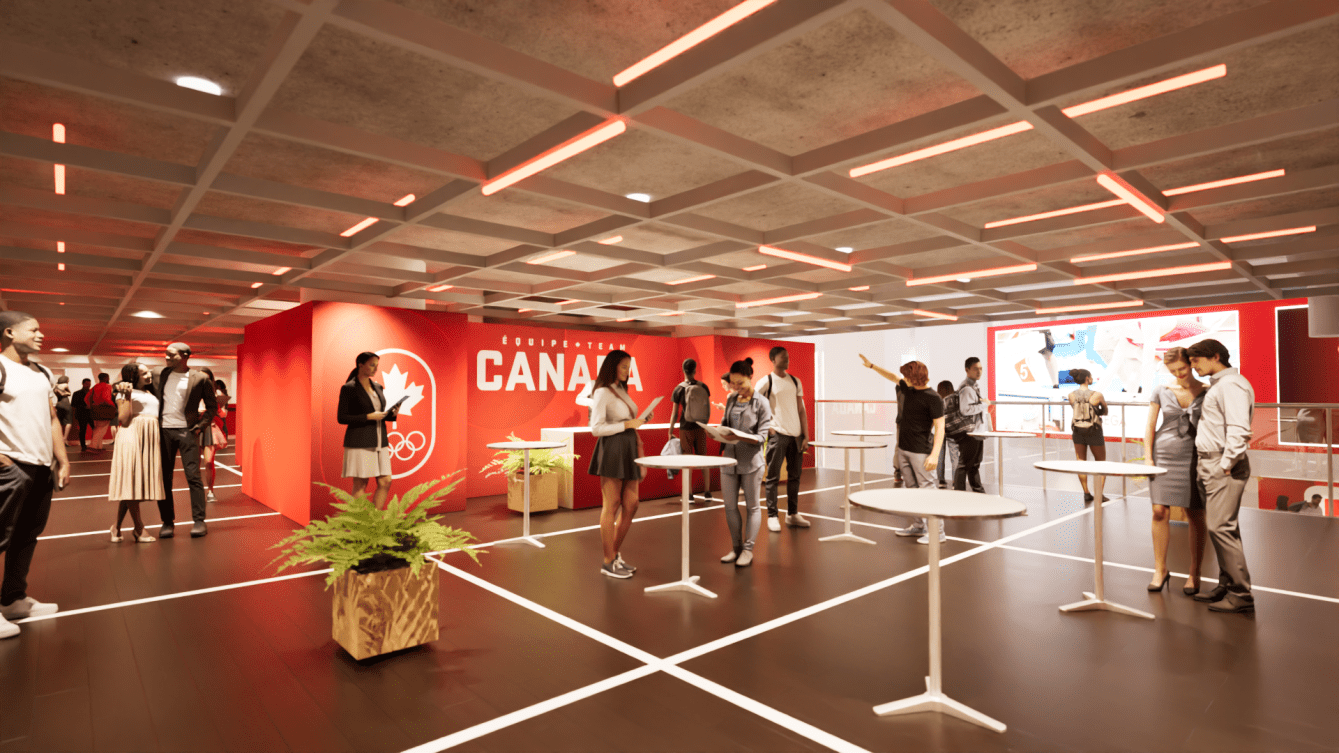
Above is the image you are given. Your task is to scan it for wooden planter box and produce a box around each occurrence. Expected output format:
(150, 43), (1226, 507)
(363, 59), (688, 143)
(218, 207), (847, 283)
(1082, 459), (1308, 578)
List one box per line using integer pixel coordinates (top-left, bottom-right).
(332, 563), (439, 660)
(506, 470), (565, 512)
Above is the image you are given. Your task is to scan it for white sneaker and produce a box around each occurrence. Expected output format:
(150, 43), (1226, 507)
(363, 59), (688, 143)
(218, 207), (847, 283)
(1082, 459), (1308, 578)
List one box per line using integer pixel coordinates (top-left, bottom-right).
(0, 614), (18, 639)
(767, 516), (781, 532)
(916, 532), (948, 545)
(205, 490), (216, 503)
(0, 597), (58, 620)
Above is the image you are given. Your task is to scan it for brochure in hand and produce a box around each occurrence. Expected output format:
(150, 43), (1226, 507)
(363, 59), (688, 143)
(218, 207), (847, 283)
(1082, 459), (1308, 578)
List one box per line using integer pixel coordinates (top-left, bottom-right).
(639, 396), (663, 421)
(702, 424), (762, 445)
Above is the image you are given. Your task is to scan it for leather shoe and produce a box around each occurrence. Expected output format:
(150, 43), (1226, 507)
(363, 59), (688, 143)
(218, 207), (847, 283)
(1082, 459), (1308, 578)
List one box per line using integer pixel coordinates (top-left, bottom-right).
(190, 521), (208, 538)
(1193, 584), (1228, 603)
(158, 523), (175, 539)
(1208, 596), (1254, 613)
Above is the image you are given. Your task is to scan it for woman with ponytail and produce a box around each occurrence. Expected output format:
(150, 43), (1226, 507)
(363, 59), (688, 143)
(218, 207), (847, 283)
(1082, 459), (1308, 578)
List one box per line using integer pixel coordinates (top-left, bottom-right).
(337, 351), (398, 507)
(718, 358), (771, 567)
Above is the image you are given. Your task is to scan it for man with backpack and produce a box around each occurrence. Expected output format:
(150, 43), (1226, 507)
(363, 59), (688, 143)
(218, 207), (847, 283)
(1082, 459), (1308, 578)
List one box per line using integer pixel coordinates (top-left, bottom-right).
(0, 312), (69, 638)
(669, 358), (713, 502)
(949, 357), (988, 493)
(758, 346), (810, 532)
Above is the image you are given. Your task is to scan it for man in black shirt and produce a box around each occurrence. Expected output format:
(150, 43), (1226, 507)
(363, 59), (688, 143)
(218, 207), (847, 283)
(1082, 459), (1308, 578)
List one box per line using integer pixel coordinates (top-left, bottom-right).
(860, 355), (946, 543)
(669, 358), (712, 501)
(70, 378), (92, 452)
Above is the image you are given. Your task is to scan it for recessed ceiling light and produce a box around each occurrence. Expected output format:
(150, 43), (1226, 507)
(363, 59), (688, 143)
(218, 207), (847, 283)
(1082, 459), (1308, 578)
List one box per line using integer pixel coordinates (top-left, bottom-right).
(57, 241), (65, 253)
(482, 120), (626, 196)
(850, 121), (1033, 177)
(393, 194), (416, 206)
(907, 265), (1034, 287)
(557, 300), (580, 306)
(527, 250), (576, 265)
(57, 263), (65, 271)
(956, 278), (971, 283)
(251, 282), (263, 289)
(52, 348), (69, 352)
(132, 311), (163, 319)
(175, 76), (223, 96)
(272, 267), (291, 275)
(518, 308), (532, 313)
(742, 264), (767, 272)
(597, 235), (623, 245)
(984, 199), (1125, 229)
(341, 217), (379, 237)
(1096, 174), (1165, 223)
(736, 292), (824, 309)
(626, 193), (651, 203)
(427, 284), (453, 292)
(758, 245), (852, 272)
(1219, 226), (1316, 243)
(1071, 242), (1199, 264)
(616, 318), (635, 322)
(1061, 64), (1226, 118)
(667, 274), (716, 285)
(612, 0), (777, 87)
(1163, 169), (1285, 196)
(848, 285), (870, 291)
(913, 309), (959, 321)
(1073, 261), (1232, 285)
(835, 247), (854, 253)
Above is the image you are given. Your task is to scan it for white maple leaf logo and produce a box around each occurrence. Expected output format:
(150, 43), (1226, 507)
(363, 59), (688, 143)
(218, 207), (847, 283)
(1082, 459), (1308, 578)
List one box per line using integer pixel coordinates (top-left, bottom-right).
(381, 363), (425, 417)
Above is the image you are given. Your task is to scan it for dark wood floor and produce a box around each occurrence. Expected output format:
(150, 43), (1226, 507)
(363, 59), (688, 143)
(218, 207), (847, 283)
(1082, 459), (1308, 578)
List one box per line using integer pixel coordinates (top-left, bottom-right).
(2, 447), (1336, 752)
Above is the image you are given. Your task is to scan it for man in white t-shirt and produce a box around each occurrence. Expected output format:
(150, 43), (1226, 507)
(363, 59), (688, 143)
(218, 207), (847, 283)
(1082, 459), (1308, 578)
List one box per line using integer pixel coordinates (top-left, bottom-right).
(151, 342), (217, 539)
(757, 346), (811, 532)
(0, 312), (70, 639)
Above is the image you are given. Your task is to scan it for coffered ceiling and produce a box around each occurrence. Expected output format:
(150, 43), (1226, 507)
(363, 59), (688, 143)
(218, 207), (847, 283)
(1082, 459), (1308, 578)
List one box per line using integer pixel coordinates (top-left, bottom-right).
(1, 0), (1337, 358)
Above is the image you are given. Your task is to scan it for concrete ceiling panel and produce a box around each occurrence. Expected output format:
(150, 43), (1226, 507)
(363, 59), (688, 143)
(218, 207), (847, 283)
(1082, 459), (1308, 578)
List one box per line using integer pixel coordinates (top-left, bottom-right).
(706, 248), (777, 269)
(1186, 186), (1339, 225)
(0, 157), (183, 209)
(1020, 218), (1168, 251)
(693, 182), (860, 231)
(666, 9), (979, 155)
(896, 246), (1004, 270)
(270, 25), (581, 160)
(858, 128), (1075, 199)
(615, 223), (717, 254)
(222, 133), (449, 204)
(1140, 127), (1339, 190)
(172, 229), (319, 258)
(444, 191), (609, 234)
(543, 128), (746, 199)
(195, 191), (365, 235)
(541, 253), (627, 273)
(377, 227), (513, 257)
(806, 219), (943, 250)
(940, 179), (1114, 226)
(0, 204), (159, 239)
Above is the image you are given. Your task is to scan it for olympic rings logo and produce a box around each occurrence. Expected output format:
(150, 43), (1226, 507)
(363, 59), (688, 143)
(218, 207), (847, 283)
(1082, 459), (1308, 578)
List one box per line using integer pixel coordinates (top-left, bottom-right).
(388, 431), (427, 461)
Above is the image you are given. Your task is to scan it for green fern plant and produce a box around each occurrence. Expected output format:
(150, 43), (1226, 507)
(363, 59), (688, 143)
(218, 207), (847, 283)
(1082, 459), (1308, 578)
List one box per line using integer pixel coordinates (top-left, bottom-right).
(480, 434), (577, 478)
(271, 472), (482, 587)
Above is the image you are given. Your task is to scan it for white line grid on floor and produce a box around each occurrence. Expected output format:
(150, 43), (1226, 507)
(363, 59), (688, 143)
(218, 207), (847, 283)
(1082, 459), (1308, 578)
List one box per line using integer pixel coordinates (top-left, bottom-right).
(15, 470), (1338, 753)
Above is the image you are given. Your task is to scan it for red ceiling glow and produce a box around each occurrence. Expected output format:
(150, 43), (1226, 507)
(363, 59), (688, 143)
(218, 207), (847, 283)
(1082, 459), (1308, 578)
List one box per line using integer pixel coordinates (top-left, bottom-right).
(272, 267), (291, 275)
(527, 250), (575, 265)
(758, 245), (852, 272)
(427, 284), (453, 292)
(742, 264), (767, 272)
(906, 263), (1036, 287)
(1096, 174), (1164, 223)
(1071, 242), (1199, 264)
(913, 309), (958, 321)
(667, 274), (716, 285)
(1035, 300), (1145, 314)
(1163, 169), (1286, 196)
(849, 121), (1033, 178)
(481, 119), (627, 196)
(1219, 226), (1316, 243)
(340, 217), (379, 237)
(1062, 64), (1227, 118)
(1074, 261), (1233, 285)
(848, 285), (870, 291)
(735, 291), (823, 309)
(612, 0), (777, 87)
(984, 199), (1125, 229)
(597, 235), (623, 245)
(393, 193), (416, 206)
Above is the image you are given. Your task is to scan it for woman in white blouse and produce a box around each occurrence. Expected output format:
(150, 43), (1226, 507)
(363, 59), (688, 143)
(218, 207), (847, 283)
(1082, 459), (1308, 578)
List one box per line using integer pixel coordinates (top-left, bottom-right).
(586, 350), (645, 579)
(108, 363), (164, 543)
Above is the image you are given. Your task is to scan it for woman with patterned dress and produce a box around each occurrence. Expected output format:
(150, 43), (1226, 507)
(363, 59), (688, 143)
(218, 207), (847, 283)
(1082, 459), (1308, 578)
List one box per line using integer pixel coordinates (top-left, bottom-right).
(1143, 347), (1209, 594)
(108, 363), (163, 543)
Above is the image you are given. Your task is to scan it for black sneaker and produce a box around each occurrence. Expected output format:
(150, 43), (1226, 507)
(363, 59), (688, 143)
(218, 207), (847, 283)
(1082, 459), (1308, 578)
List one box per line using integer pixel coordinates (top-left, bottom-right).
(601, 561), (633, 579)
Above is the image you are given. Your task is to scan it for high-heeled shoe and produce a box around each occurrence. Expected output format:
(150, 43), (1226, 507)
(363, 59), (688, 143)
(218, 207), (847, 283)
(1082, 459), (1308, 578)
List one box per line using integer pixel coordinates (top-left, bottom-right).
(1147, 572), (1170, 592)
(130, 529), (156, 543)
(1182, 578), (1200, 596)
(109, 525), (123, 543)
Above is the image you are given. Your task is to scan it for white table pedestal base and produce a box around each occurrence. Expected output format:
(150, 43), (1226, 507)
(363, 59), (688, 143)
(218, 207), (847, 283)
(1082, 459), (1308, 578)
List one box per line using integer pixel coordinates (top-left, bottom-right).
(518, 448), (545, 549)
(518, 536), (545, 548)
(820, 448), (876, 546)
(875, 676), (1006, 733)
(1058, 473), (1153, 621)
(645, 469), (717, 599)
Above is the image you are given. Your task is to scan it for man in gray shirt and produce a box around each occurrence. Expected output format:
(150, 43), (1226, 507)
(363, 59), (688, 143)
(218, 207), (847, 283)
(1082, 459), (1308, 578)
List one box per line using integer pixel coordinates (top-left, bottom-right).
(1187, 338), (1254, 613)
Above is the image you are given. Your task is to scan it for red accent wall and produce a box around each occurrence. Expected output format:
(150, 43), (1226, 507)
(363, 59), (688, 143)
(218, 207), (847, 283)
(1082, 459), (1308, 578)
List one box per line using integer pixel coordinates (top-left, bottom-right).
(238, 304), (312, 525)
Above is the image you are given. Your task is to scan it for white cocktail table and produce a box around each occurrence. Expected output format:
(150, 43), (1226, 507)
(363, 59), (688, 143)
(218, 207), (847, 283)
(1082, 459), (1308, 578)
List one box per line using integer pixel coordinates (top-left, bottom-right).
(810, 440), (887, 545)
(1034, 459), (1167, 620)
(486, 441), (569, 548)
(831, 430), (894, 492)
(850, 488), (1026, 733)
(635, 454), (738, 598)
(969, 430), (1032, 493)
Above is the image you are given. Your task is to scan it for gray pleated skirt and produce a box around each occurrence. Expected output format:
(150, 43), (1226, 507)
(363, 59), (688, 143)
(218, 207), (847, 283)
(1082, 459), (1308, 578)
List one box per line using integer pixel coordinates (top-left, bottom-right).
(588, 431), (640, 480)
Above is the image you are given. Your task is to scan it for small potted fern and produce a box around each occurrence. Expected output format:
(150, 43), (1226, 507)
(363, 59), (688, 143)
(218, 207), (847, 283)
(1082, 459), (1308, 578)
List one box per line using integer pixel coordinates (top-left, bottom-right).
(272, 472), (482, 660)
(480, 435), (577, 512)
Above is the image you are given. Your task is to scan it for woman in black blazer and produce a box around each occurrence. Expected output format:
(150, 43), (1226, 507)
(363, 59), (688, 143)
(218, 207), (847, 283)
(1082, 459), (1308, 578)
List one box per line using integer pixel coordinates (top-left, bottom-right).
(337, 351), (398, 507)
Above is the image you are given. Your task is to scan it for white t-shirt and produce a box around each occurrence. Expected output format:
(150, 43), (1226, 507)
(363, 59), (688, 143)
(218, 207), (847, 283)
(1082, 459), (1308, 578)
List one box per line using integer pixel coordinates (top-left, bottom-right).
(125, 390), (161, 420)
(758, 372), (805, 437)
(161, 370), (189, 429)
(0, 358), (55, 466)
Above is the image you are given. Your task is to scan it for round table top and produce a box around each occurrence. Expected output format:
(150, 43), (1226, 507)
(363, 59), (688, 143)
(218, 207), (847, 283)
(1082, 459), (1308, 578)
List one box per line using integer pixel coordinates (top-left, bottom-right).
(636, 455), (738, 470)
(831, 430), (895, 438)
(809, 440), (887, 450)
(850, 489), (1027, 520)
(486, 441), (569, 451)
(969, 431), (1033, 438)
(1034, 459), (1167, 477)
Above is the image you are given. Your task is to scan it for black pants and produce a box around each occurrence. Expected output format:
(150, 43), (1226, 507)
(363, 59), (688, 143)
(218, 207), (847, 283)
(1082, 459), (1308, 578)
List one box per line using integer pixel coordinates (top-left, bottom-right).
(158, 428), (206, 525)
(952, 433), (985, 493)
(0, 461), (54, 606)
(764, 433), (803, 517)
(75, 413), (91, 451)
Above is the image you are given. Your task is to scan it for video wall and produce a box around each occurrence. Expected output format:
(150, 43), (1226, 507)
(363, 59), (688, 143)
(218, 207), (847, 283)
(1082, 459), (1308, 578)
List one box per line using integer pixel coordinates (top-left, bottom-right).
(991, 310), (1241, 439)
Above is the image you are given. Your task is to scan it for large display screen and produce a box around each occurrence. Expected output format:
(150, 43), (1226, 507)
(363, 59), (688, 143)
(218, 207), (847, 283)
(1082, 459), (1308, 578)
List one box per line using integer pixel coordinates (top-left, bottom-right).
(992, 310), (1241, 439)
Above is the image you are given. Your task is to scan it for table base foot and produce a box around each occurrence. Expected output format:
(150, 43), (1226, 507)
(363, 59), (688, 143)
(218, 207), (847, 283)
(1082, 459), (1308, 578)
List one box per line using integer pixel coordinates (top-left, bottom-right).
(874, 677), (1006, 733)
(819, 532), (876, 545)
(1059, 592), (1154, 620)
(515, 536), (545, 548)
(692, 495), (719, 504)
(644, 576), (717, 599)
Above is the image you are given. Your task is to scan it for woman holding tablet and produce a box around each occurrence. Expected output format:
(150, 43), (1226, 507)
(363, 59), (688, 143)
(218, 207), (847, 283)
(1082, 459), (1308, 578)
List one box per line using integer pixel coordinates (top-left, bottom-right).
(588, 350), (645, 579)
(718, 358), (771, 567)
(337, 351), (401, 508)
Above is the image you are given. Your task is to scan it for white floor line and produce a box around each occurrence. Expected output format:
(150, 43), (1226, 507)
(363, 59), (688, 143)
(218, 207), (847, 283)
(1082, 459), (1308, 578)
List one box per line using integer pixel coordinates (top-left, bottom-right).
(37, 512), (281, 541)
(54, 484), (242, 502)
(214, 459), (244, 477)
(66, 453), (236, 464)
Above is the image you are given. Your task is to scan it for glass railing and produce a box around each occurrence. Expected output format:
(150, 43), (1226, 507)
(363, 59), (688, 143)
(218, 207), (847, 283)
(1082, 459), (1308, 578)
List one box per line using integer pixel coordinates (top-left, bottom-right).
(814, 399), (1336, 516)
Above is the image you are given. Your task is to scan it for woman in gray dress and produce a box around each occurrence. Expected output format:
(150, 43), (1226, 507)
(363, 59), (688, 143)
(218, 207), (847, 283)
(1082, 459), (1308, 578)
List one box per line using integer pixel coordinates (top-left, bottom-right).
(1142, 347), (1208, 595)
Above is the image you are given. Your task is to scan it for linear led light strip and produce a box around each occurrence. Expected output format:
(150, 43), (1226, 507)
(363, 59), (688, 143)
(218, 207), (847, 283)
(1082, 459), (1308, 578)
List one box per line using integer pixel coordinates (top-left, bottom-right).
(1096, 174), (1164, 223)
(667, 274), (716, 285)
(340, 194), (417, 237)
(913, 309), (958, 321)
(427, 284), (453, 292)
(481, 120), (626, 196)
(1035, 300), (1145, 314)
(735, 292), (822, 309)
(906, 263), (1036, 287)
(53, 123), (65, 194)
(1074, 261), (1232, 285)
(612, 0), (776, 86)
(984, 199), (1126, 229)
(758, 245), (852, 272)
(1071, 242), (1198, 264)
(742, 264), (767, 272)
(527, 250), (575, 265)
(1220, 226), (1316, 243)
(850, 65), (1225, 178)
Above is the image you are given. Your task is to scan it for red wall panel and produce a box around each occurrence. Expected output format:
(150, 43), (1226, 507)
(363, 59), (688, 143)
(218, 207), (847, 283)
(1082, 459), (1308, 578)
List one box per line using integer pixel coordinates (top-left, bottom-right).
(238, 304), (313, 524)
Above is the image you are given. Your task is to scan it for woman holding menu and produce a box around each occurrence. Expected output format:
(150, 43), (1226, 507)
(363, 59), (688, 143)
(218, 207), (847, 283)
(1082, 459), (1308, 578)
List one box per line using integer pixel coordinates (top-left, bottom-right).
(588, 349), (647, 580)
(337, 351), (402, 508)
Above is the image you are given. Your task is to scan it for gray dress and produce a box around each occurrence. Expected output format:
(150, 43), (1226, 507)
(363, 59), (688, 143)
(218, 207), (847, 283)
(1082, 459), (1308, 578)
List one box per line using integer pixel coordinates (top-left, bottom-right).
(1148, 385), (1205, 510)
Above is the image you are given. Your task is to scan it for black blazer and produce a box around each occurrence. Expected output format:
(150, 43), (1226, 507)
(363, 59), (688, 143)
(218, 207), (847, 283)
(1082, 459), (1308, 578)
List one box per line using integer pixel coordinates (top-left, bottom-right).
(338, 379), (390, 449)
(154, 367), (218, 434)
